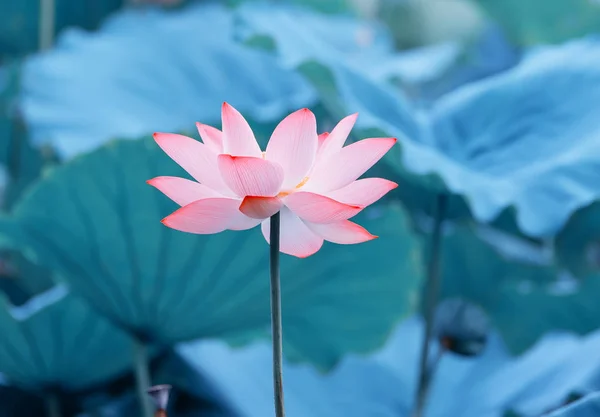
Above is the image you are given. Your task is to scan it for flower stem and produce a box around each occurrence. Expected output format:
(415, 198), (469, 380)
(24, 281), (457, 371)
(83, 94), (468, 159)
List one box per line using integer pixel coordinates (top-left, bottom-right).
(38, 0), (55, 50)
(45, 392), (61, 417)
(270, 212), (285, 417)
(133, 336), (154, 417)
(412, 194), (448, 417)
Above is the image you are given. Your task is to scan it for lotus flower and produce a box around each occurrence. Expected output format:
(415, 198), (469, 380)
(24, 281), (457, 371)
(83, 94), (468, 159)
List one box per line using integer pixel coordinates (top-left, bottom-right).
(148, 103), (397, 258)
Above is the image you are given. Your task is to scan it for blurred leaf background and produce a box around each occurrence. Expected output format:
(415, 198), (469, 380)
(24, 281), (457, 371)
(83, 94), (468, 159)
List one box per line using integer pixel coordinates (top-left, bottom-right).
(2, 0), (600, 416)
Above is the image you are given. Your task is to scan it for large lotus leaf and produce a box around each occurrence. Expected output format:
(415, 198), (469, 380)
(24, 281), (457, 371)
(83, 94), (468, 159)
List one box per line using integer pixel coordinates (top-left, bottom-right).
(238, 3), (518, 106)
(474, 0), (600, 46)
(377, 0), (484, 49)
(0, 136), (421, 369)
(175, 337), (407, 417)
(547, 393), (600, 417)
(0, 284), (133, 391)
(235, 1), (496, 104)
(294, 37), (600, 237)
(0, 0), (124, 59)
(1, 2), (190, 58)
(377, 318), (600, 417)
(173, 316), (600, 417)
(0, 62), (52, 210)
(20, 2), (316, 159)
(409, 25), (518, 104)
(228, 0), (352, 14)
(0, 63), (55, 301)
(555, 202), (600, 278)
(234, 2), (462, 84)
(0, 249), (55, 307)
(437, 226), (600, 354)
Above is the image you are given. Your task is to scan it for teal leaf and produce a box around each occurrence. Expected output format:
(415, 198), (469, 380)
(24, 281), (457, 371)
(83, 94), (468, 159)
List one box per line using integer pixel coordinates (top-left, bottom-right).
(547, 393), (600, 417)
(234, 2), (469, 94)
(0, 0), (124, 59)
(438, 226), (600, 353)
(0, 61), (54, 210)
(228, 0), (352, 14)
(555, 202), (600, 278)
(473, 0), (600, 46)
(175, 316), (600, 417)
(0, 250), (54, 306)
(21, 2), (316, 159)
(176, 338), (404, 417)
(0, 284), (132, 391)
(289, 37), (600, 237)
(0, 137), (422, 369)
(377, 0), (484, 49)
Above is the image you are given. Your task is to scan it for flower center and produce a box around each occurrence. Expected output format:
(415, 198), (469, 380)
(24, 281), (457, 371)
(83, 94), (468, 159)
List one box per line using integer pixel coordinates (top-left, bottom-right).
(277, 176), (310, 198)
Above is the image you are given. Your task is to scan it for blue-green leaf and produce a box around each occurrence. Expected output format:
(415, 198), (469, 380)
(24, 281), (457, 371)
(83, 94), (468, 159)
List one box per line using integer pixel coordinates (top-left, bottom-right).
(229, 0), (353, 14)
(0, 284), (132, 390)
(0, 61), (54, 210)
(174, 315), (600, 417)
(547, 393), (600, 417)
(21, 2), (316, 159)
(438, 226), (600, 354)
(0, 137), (421, 369)
(555, 202), (600, 278)
(0, 0), (124, 58)
(291, 37), (600, 237)
(474, 0), (600, 46)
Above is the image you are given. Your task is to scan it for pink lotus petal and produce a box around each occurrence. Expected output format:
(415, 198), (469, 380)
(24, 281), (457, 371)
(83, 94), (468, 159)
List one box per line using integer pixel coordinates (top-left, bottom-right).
(317, 132), (329, 153)
(196, 122), (223, 153)
(240, 196), (283, 219)
(265, 108), (318, 189)
(261, 207), (323, 258)
(315, 113), (357, 162)
(217, 154), (284, 197)
(153, 133), (234, 196)
(304, 137), (397, 193)
(284, 191), (362, 224)
(227, 213), (263, 231)
(306, 220), (377, 244)
(326, 178), (398, 206)
(147, 176), (223, 206)
(161, 198), (242, 234)
(221, 102), (262, 157)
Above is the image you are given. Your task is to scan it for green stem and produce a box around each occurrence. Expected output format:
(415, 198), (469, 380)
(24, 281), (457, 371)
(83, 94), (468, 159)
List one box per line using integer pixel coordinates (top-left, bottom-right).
(38, 0), (55, 50)
(45, 392), (61, 417)
(133, 336), (154, 417)
(412, 194), (448, 417)
(270, 212), (285, 417)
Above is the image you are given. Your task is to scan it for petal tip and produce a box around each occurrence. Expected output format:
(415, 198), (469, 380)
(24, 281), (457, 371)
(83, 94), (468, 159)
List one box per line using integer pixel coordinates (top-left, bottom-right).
(153, 132), (170, 145)
(294, 249), (319, 259)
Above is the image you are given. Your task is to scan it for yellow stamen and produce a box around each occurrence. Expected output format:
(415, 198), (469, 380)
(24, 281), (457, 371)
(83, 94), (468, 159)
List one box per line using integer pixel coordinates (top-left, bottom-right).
(295, 176), (309, 189)
(277, 177), (310, 198)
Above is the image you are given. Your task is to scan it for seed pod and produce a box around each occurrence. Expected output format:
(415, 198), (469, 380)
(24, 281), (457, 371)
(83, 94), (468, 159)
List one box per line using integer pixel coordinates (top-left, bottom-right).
(147, 385), (172, 417)
(433, 298), (490, 357)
